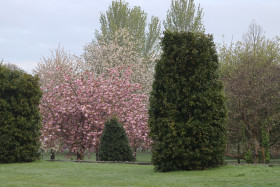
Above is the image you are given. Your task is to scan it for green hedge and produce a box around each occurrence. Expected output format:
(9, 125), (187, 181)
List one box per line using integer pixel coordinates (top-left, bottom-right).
(148, 31), (227, 171)
(98, 118), (135, 161)
(0, 65), (42, 163)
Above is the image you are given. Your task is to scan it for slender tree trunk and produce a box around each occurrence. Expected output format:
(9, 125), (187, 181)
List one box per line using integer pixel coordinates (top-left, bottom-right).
(261, 147), (265, 164)
(77, 152), (84, 160)
(50, 149), (55, 160)
(96, 146), (99, 161)
(96, 152), (99, 161)
(134, 147), (137, 160)
(253, 137), (260, 164)
(237, 141), (241, 164)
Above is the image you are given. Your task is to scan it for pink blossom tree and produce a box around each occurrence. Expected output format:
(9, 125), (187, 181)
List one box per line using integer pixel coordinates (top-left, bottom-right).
(40, 66), (150, 160)
(33, 46), (84, 87)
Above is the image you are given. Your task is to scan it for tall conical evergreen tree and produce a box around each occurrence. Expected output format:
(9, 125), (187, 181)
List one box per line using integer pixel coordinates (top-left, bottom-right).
(98, 117), (135, 161)
(148, 31), (227, 172)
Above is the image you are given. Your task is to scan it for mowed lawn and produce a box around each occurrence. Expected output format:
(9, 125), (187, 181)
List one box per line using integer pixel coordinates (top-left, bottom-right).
(1, 161), (280, 187)
(41, 152), (152, 163)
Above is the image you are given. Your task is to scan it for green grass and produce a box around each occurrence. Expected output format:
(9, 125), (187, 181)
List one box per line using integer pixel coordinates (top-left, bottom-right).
(42, 152), (280, 164)
(41, 151), (152, 162)
(134, 152), (152, 162)
(1, 161), (280, 187)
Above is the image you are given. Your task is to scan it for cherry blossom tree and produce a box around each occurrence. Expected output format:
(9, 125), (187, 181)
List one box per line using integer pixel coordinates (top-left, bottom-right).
(83, 29), (156, 96)
(33, 47), (84, 87)
(40, 66), (150, 160)
(34, 47), (84, 158)
(35, 32), (152, 160)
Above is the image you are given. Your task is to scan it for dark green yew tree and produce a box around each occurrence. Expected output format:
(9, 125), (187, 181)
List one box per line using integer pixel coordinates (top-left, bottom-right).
(98, 118), (135, 161)
(148, 31), (227, 171)
(0, 64), (42, 163)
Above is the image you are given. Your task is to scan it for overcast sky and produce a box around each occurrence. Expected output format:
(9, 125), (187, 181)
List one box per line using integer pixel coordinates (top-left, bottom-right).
(1, 0), (279, 73)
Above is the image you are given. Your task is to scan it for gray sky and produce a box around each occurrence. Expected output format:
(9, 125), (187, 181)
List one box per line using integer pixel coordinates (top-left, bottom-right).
(1, 0), (279, 73)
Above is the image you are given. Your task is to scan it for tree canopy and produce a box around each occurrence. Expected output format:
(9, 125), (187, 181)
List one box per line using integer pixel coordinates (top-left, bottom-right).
(97, 0), (161, 59)
(219, 21), (280, 164)
(164, 0), (204, 32)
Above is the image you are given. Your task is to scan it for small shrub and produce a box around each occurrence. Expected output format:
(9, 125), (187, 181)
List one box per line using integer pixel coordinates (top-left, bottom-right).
(98, 117), (135, 161)
(244, 150), (253, 164)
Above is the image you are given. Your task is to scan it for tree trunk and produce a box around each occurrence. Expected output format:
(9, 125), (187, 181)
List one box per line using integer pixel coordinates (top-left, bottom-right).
(96, 146), (99, 161)
(253, 137), (260, 164)
(134, 147), (137, 160)
(261, 147), (265, 164)
(96, 152), (99, 161)
(77, 152), (84, 160)
(50, 149), (55, 160)
(237, 141), (241, 164)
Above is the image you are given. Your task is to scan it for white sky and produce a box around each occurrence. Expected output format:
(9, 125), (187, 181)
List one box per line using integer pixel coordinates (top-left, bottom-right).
(1, 0), (279, 73)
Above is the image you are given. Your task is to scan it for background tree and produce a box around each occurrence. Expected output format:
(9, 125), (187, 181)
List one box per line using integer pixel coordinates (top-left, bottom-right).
(164, 0), (204, 32)
(148, 31), (227, 172)
(40, 66), (150, 160)
(33, 47), (84, 87)
(33, 47), (85, 158)
(219, 21), (280, 164)
(1, 62), (23, 71)
(97, 0), (161, 60)
(98, 117), (135, 161)
(84, 29), (155, 95)
(0, 63), (42, 163)
(86, 0), (161, 97)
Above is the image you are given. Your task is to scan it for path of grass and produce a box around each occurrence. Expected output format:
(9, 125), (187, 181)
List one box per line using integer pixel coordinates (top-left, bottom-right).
(1, 161), (280, 187)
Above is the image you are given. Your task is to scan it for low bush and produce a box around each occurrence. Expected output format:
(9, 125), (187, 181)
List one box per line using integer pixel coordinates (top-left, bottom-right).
(98, 117), (135, 161)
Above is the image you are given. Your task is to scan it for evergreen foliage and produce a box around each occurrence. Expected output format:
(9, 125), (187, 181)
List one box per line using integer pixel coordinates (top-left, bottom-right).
(98, 118), (135, 161)
(0, 64), (42, 163)
(148, 31), (227, 171)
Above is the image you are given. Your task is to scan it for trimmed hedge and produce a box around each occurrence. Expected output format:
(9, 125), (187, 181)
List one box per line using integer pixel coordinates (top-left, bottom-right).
(0, 65), (42, 163)
(98, 118), (135, 161)
(148, 31), (227, 172)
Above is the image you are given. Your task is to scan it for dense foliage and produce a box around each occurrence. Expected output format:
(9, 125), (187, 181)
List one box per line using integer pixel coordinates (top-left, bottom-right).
(98, 118), (135, 161)
(0, 64), (42, 163)
(84, 29), (155, 96)
(148, 31), (227, 171)
(40, 66), (150, 159)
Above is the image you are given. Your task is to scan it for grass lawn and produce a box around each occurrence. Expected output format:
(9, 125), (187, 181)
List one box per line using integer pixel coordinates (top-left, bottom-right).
(1, 161), (280, 187)
(41, 151), (152, 163)
(42, 151), (280, 164)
